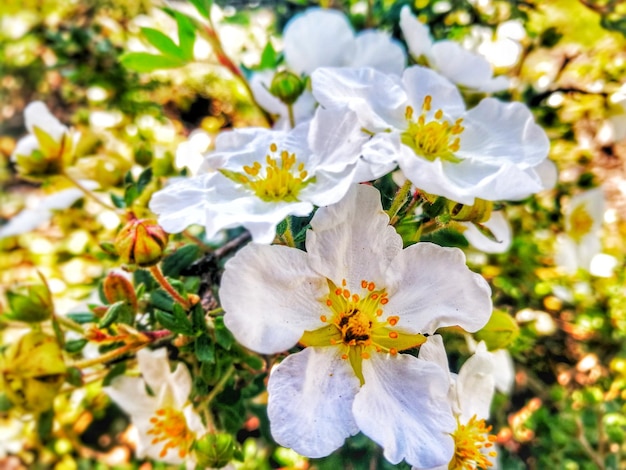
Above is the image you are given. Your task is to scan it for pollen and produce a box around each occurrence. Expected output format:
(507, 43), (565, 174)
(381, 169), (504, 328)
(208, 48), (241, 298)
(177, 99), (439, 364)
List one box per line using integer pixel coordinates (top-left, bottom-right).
(224, 143), (311, 202)
(146, 407), (194, 459)
(568, 202), (594, 242)
(401, 95), (465, 163)
(449, 415), (498, 470)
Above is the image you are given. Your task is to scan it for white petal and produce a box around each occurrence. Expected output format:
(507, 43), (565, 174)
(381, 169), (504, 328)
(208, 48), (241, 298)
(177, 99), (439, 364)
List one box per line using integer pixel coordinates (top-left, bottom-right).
(221, 244), (327, 354)
(176, 130), (212, 175)
(457, 348), (495, 422)
(459, 99), (550, 168)
(12, 135), (39, 160)
(104, 376), (156, 418)
(283, 8), (354, 74)
(417, 334), (450, 377)
(399, 6), (433, 60)
(24, 101), (68, 141)
(311, 67), (408, 131)
(462, 211), (512, 254)
(0, 209), (50, 239)
(385, 243), (492, 334)
(402, 66), (466, 118)
(431, 42), (494, 90)
(249, 70), (288, 116)
(267, 347), (360, 458)
(353, 353), (455, 468)
(491, 349), (515, 394)
(359, 132), (402, 182)
(137, 348), (174, 390)
(306, 184), (403, 292)
(350, 30), (406, 75)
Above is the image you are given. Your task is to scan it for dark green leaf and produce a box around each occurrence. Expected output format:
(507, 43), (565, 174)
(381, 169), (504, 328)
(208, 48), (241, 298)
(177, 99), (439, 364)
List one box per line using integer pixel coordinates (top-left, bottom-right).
(110, 193), (126, 209)
(0, 393), (13, 412)
(99, 301), (134, 328)
(156, 309), (194, 335)
(259, 41), (277, 69)
(66, 367), (83, 387)
(150, 289), (175, 312)
(162, 244), (201, 277)
(65, 339), (88, 353)
(124, 185), (139, 207)
(137, 167), (153, 194)
(192, 303), (208, 332)
(102, 362), (127, 387)
(172, 302), (194, 331)
(120, 52), (185, 72)
(195, 334), (215, 363)
(141, 27), (183, 57)
(37, 409), (54, 440)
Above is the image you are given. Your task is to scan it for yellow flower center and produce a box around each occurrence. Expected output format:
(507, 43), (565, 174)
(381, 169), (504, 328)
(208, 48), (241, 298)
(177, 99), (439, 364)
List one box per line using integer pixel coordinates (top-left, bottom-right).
(401, 95), (465, 163)
(221, 142), (312, 202)
(449, 415), (498, 470)
(568, 202), (594, 242)
(147, 407), (195, 459)
(299, 278), (426, 384)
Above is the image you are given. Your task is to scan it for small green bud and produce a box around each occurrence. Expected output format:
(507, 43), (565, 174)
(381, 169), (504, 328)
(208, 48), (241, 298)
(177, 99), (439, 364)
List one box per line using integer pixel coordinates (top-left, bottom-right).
(1, 331), (67, 414)
(102, 270), (137, 310)
(193, 433), (236, 468)
(114, 218), (168, 267)
(5, 281), (54, 323)
(448, 198), (493, 223)
(474, 310), (519, 350)
(269, 71), (306, 105)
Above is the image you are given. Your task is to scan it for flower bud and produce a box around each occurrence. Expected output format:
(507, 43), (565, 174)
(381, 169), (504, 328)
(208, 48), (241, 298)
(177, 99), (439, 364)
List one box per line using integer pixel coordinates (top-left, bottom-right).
(448, 199), (492, 223)
(474, 310), (519, 350)
(102, 270), (137, 311)
(1, 331), (67, 414)
(193, 432), (236, 469)
(114, 218), (168, 267)
(269, 71), (306, 105)
(5, 279), (54, 323)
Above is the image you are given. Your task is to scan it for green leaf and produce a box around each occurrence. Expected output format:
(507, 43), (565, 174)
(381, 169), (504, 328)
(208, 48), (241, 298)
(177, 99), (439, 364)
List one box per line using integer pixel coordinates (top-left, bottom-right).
(37, 409), (55, 440)
(150, 289), (175, 312)
(173, 11), (197, 61)
(141, 27), (183, 58)
(102, 362), (127, 387)
(214, 316), (234, 350)
(188, 0), (213, 19)
(65, 339), (88, 353)
(192, 303), (208, 333)
(66, 367), (83, 387)
(137, 167), (153, 194)
(99, 301), (135, 328)
(195, 334), (215, 363)
(172, 302), (194, 331)
(156, 308), (194, 335)
(161, 244), (201, 277)
(259, 41), (278, 70)
(110, 193), (126, 209)
(120, 52), (185, 72)
(66, 312), (97, 324)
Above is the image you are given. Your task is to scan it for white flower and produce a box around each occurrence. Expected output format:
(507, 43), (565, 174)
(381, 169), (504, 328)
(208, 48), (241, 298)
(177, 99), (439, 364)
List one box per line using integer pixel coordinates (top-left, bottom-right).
(175, 129), (214, 176)
(104, 348), (206, 465)
(461, 211), (513, 254)
(251, 7), (406, 127)
(150, 107), (369, 243)
(399, 6), (509, 92)
(0, 181), (99, 239)
(12, 101), (79, 173)
(415, 335), (498, 470)
(555, 187), (605, 274)
(466, 335), (514, 394)
(312, 65), (551, 205)
(220, 184), (493, 467)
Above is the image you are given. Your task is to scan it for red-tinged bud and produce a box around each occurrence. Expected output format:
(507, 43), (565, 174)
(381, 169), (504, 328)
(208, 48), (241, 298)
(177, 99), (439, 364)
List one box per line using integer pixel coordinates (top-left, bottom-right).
(102, 270), (137, 310)
(114, 218), (168, 267)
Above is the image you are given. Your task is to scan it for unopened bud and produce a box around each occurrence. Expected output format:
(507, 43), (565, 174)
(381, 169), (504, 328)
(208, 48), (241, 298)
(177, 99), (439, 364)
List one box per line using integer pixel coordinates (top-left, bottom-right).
(448, 199), (492, 223)
(269, 71), (306, 105)
(5, 278), (54, 323)
(474, 310), (519, 350)
(193, 433), (236, 469)
(114, 218), (168, 267)
(1, 331), (67, 414)
(102, 270), (137, 310)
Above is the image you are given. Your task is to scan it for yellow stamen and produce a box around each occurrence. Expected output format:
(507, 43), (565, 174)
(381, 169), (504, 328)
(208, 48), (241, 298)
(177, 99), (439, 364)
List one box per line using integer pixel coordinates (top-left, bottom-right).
(449, 415), (498, 470)
(145, 407), (194, 459)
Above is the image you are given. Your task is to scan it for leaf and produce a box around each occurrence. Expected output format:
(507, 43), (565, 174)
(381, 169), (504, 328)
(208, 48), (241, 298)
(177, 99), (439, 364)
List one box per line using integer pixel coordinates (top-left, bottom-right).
(110, 193), (125, 209)
(99, 301), (135, 328)
(214, 316), (234, 350)
(65, 367), (83, 387)
(120, 52), (185, 72)
(259, 41), (278, 70)
(64, 339), (88, 353)
(195, 334), (215, 363)
(37, 409), (54, 440)
(150, 289), (175, 312)
(192, 303), (208, 333)
(66, 312), (97, 324)
(136, 167), (153, 194)
(188, 0), (213, 19)
(161, 244), (201, 277)
(102, 362), (127, 387)
(140, 27), (183, 58)
(173, 11), (197, 61)
(156, 308), (194, 335)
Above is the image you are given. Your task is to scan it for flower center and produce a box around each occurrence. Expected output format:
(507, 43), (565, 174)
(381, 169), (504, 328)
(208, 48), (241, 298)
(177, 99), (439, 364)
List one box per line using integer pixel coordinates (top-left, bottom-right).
(223, 142), (312, 202)
(449, 415), (497, 470)
(299, 278), (426, 384)
(401, 95), (465, 163)
(568, 202), (594, 242)
(147, 407), (195, 459)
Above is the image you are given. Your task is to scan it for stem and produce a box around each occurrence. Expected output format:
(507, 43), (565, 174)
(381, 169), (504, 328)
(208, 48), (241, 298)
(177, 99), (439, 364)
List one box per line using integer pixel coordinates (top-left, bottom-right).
(387, 180), (413, 225)
(207, 307), (224, 317)
(62, 172), (119, 212)
(286, 103), (296, 129)
(149, 265), (190, 310)
(576, 416), (606, 470)
(72, 342), (144, 369)
(55, 314), (85, 334)
(205, 364), (235, 405)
